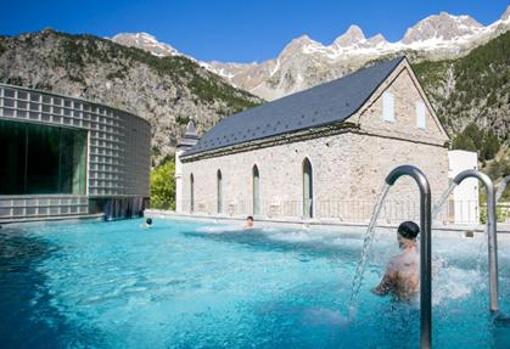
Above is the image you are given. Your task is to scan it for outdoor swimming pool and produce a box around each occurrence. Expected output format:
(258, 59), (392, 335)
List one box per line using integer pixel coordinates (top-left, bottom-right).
(1, 218), (509, 348)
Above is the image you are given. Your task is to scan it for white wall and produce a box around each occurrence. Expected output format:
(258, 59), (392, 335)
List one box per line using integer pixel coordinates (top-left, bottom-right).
(448, 150), (479, 224)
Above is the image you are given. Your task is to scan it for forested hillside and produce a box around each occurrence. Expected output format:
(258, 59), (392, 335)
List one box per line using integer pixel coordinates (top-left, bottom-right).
(414, 31), (510, 181)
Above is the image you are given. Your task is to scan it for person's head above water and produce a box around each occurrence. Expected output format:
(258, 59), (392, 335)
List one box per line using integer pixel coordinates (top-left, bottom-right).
(245, 216), (254, 228)
(397, 221), (419, 248)
(146, 217), (153, 226)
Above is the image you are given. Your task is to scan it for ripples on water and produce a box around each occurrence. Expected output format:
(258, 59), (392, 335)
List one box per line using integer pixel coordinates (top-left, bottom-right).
(0, 219), (509, 348)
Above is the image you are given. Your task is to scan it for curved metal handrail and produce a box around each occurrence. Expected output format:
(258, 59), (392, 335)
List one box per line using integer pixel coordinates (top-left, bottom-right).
(385, 165), (432, 349)
(452, 170), (499, 312)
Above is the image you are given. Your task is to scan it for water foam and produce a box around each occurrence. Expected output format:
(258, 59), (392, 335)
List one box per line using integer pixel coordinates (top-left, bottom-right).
(195, 225), (241, 233)
(431, 257), (484, 306)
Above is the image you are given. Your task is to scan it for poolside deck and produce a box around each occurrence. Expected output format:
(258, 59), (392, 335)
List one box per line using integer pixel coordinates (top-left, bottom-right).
(146, 209), (510, 236)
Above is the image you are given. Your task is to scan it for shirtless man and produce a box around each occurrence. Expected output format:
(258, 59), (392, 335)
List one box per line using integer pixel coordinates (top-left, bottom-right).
(373, 221), (420, 300)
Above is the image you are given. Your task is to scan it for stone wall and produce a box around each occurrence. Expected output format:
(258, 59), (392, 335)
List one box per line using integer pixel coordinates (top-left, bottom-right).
(178, 60), (450, 223)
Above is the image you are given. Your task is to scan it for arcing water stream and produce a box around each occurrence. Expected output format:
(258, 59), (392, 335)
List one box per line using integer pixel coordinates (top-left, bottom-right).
(348, 183), (391, 316)
(431, 182), (457, 221)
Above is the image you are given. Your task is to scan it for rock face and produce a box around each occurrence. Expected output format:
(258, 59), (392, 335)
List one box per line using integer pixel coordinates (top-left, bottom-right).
(111, 32), (183, 57)
(332, 25), (366, 47)
(205, 6), (510, 101)
(413, 30), (510, 145)
(0, 30), (261, 164)
(401, 12), (483, 44)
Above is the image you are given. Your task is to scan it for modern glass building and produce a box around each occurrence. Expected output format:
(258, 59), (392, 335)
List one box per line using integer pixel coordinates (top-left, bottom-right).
(0, 84), (151, 222)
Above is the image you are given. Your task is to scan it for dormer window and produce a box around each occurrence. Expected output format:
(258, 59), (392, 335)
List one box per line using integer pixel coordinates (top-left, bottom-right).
(382, 92), (395, 122)
(416, 101), (426, 129)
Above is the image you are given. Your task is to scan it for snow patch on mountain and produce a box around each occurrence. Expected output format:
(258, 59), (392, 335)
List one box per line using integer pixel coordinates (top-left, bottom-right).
(111, 5), (510, 100)
(111, 32), (185, 58)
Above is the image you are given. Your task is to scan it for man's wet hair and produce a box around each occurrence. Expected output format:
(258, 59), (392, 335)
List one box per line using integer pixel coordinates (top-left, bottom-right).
(146, 217), (153, 225)
(398, 221), (419, 239)
(247, 216), (254, 221)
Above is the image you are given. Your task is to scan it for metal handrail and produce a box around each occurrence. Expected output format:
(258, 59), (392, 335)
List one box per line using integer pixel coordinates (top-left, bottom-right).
(385, 165), (432, 349)
(452, 170), (499, 312)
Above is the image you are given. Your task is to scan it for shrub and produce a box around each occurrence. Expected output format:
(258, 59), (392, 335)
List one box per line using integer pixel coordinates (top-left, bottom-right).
(175, 115), (190, 125)
(451, 123), (501, 161)
(150, 160), (176, 210)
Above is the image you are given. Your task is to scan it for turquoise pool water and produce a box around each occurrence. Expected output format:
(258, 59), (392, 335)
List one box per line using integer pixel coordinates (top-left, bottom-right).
(1, 218), (509, 348)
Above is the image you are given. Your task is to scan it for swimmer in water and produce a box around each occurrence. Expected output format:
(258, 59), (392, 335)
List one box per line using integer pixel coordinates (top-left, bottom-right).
(142, 217), (153, 229)
(373, 221), (420, 300)
(244, 216), (254, 229)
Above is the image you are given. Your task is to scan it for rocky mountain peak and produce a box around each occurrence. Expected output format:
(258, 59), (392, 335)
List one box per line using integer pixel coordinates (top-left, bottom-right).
(402, 12), (483, 44)
(108, 8), (510, 103)
(333, 25), (366, 47)
(367, 33), (387, 46)
(502, 5), (510, 22)
(278, 34), (323, 58)
(286, 34), (319, 48)
(111, 32), (183, 57)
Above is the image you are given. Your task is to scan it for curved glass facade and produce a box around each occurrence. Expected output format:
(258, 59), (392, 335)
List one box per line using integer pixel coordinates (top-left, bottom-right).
(0, 84), (151, 221)
(0, 119), (87, 195)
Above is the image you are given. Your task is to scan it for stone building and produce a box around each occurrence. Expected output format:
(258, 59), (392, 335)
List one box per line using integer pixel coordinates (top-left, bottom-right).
(175, 57), (450, 223)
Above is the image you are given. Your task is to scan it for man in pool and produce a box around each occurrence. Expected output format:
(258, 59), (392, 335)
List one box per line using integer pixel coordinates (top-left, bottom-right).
(373, 221), (420, 300)
(244, 216), (254, 229)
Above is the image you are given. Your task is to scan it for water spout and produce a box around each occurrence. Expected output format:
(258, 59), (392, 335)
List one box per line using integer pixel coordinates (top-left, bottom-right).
(349, 182), (391, 314)
(452, 169), (499, 312)
(350, 165), (432, 349)
(432, 182), (457, 221)
(496, 175), (510, 203)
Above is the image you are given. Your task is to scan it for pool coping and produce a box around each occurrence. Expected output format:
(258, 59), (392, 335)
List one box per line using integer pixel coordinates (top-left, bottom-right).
(0, 213), (105, 227)
(145, 209), (510, 235)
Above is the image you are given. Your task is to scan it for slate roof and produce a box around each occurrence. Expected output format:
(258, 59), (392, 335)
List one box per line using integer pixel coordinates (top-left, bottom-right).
(183, 56), (405, 157)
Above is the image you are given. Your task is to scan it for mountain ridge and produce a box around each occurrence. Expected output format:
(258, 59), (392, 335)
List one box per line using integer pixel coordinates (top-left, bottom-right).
(110, 5), (510, 101)
(0, 29), (261, 164)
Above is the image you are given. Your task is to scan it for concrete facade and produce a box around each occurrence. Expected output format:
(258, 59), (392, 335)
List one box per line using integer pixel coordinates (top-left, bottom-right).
(448, 150), (479, 224)
(177, 60), (450, 223)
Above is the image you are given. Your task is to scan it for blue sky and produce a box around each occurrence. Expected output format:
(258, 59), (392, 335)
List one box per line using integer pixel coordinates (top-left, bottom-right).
(1, 1), (509, 62)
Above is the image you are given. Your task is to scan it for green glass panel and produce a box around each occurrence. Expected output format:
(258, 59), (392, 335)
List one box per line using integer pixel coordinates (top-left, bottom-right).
(0, 119), (87, 195)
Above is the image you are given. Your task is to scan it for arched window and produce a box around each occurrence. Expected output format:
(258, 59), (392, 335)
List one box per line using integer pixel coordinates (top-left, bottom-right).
(190, 173), (194, 213)
(217, 169), (223, 214)
(303, 158), (313, 218)
(252, 165), (260, 215)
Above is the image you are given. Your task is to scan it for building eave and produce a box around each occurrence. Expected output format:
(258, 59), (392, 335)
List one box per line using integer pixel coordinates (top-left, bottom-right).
(180, 121), (358, 162)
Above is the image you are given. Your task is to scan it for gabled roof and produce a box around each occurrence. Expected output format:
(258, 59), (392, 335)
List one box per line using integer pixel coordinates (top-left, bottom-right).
(184, 56), (405, 156)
